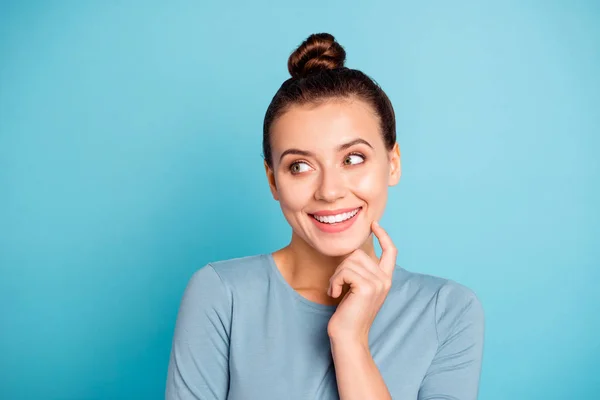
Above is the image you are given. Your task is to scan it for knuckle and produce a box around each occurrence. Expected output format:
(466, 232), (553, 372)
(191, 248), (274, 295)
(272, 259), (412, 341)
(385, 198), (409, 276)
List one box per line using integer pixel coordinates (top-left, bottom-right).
(383, 279), (392, 291)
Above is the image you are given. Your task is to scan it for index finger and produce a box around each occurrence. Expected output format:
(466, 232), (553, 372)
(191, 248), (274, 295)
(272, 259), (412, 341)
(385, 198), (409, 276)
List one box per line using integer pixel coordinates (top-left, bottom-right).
(371, 220), (397, 276)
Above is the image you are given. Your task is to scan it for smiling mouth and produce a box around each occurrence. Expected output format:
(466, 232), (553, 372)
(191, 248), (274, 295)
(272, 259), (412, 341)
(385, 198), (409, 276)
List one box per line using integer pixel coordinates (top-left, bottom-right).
(309, 207), (362, 224)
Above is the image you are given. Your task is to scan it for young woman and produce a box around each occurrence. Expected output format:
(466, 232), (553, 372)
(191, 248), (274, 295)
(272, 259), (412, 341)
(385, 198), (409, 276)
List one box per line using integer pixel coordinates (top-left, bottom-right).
(166, 33), (484, 400)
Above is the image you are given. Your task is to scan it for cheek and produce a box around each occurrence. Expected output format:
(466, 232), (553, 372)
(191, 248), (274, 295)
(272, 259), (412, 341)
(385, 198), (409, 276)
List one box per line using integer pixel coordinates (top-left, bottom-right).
(352, 166), (388, 197)
(276, 176), (312, 212)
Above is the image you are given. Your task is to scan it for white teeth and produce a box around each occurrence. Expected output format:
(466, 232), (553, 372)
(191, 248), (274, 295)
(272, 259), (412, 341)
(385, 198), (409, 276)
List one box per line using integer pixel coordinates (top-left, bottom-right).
(313, 208), (360, 224)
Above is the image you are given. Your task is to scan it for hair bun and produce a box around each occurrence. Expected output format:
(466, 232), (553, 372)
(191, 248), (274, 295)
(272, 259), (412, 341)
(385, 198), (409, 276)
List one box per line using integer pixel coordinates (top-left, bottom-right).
(287, 33), (346, 78)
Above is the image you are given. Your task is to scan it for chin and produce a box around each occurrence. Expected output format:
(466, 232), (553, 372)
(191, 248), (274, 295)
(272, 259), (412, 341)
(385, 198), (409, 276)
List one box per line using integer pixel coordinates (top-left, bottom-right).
(312, 235), (368, 257)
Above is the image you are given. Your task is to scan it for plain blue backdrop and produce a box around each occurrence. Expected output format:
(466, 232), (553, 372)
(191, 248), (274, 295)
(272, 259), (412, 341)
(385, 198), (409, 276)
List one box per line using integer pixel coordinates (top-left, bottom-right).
(1, 1), (598, 399)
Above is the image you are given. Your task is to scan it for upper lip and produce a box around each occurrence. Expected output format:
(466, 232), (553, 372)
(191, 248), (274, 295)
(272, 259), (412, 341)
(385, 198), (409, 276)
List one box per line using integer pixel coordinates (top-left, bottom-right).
(310, 207), (361, 216)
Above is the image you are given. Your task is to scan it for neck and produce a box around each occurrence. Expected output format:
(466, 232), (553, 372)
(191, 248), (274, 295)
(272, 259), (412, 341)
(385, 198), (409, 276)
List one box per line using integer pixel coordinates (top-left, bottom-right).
(273, 231), (378, 304)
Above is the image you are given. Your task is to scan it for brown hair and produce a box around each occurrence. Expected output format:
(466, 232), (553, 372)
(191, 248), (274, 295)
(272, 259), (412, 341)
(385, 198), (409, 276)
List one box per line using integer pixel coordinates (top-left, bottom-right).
(262, 33), (396, 168)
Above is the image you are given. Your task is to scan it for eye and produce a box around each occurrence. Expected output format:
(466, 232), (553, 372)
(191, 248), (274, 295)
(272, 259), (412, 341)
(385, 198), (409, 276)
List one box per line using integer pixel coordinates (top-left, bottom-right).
(343, 153), (366, 166)
(289, 161), (312, 174)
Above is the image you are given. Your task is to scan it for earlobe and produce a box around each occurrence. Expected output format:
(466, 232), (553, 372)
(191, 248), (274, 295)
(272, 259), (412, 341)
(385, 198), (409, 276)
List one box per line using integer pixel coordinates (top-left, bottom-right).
(264, 160), (280, 201)
(388, 143), (401, 186)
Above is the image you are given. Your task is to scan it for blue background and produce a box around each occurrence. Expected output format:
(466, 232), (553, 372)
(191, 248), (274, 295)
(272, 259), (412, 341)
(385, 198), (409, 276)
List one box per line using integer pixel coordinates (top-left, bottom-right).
(1, 1), (598, 399)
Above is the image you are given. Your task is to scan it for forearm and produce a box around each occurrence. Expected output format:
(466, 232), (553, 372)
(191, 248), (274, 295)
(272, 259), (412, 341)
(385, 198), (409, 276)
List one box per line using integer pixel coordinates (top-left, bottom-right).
(329, 337), (392, 400)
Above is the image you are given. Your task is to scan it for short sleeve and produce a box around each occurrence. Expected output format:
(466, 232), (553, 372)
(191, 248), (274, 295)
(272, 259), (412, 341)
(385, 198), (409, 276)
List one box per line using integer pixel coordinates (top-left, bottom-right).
(418, 282), (485, 400)
(166, 264), (232, 400)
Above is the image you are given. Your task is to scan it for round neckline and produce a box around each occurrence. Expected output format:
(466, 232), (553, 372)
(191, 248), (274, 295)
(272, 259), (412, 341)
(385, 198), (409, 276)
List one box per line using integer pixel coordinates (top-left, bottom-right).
(264, 253), (337, 314)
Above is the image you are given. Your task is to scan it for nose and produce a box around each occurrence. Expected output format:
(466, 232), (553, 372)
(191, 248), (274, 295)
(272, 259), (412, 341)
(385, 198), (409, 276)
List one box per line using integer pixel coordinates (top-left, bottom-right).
(314, 166), (346, 202)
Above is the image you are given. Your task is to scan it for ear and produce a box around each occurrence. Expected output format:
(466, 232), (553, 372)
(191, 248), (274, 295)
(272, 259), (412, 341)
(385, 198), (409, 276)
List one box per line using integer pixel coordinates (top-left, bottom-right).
(264, 160), (280, 201)
(388, 142), (401, 186)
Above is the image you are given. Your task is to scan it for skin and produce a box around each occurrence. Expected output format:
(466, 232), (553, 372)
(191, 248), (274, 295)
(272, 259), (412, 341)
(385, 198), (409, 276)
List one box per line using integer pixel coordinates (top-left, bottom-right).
(264, 96), (402, 399)
(264, 97), (401, 307)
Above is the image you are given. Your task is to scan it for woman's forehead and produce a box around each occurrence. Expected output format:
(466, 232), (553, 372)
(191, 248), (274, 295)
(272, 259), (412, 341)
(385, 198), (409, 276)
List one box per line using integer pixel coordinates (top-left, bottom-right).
(270, 100), (382, 150)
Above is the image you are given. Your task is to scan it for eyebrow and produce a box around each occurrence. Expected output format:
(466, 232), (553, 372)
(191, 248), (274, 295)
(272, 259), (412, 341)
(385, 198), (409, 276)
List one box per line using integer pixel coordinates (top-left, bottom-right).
(278, 138), (374, 163)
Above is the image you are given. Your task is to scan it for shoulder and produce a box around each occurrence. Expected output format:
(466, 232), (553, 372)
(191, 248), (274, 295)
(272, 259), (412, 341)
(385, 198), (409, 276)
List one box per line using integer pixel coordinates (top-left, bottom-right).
(207, 253), (268, 274)
(206, 253), (270, 283)
(179, 254), (269, 314)
(185, 253), (271, 296)
(392, 266), (484, 336)
(393, 266), (482, 309)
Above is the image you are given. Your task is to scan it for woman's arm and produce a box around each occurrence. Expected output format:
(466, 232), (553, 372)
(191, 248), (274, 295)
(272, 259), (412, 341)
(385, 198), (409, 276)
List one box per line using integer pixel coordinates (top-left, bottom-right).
(418, 283), (485, 400)
(330, 282), (484, 400)
(330, 336), (392, 400)
(165, 265), (232, 400)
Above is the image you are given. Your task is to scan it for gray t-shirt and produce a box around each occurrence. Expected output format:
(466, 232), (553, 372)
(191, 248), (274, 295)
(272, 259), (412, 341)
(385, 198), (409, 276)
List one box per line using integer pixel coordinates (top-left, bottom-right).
(165, 253), (484, 399)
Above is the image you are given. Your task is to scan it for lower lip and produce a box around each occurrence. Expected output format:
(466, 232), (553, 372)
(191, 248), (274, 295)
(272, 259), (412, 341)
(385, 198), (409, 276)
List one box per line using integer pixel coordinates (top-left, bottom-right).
(309, 208), (362, 233)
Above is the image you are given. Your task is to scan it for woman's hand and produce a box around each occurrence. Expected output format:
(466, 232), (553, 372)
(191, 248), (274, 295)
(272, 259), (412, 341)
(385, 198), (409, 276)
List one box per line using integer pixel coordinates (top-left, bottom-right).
(326, 220), (397, 345)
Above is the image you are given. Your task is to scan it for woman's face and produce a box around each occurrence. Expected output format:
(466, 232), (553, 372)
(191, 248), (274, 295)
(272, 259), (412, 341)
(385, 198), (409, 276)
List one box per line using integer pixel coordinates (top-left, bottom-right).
(265, 98), (401, 257)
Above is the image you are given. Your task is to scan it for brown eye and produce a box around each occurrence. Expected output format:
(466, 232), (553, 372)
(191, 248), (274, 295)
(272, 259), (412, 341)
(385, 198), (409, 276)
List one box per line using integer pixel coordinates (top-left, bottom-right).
(344, 154), (365, 165)
(290, 161), (310, 174)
